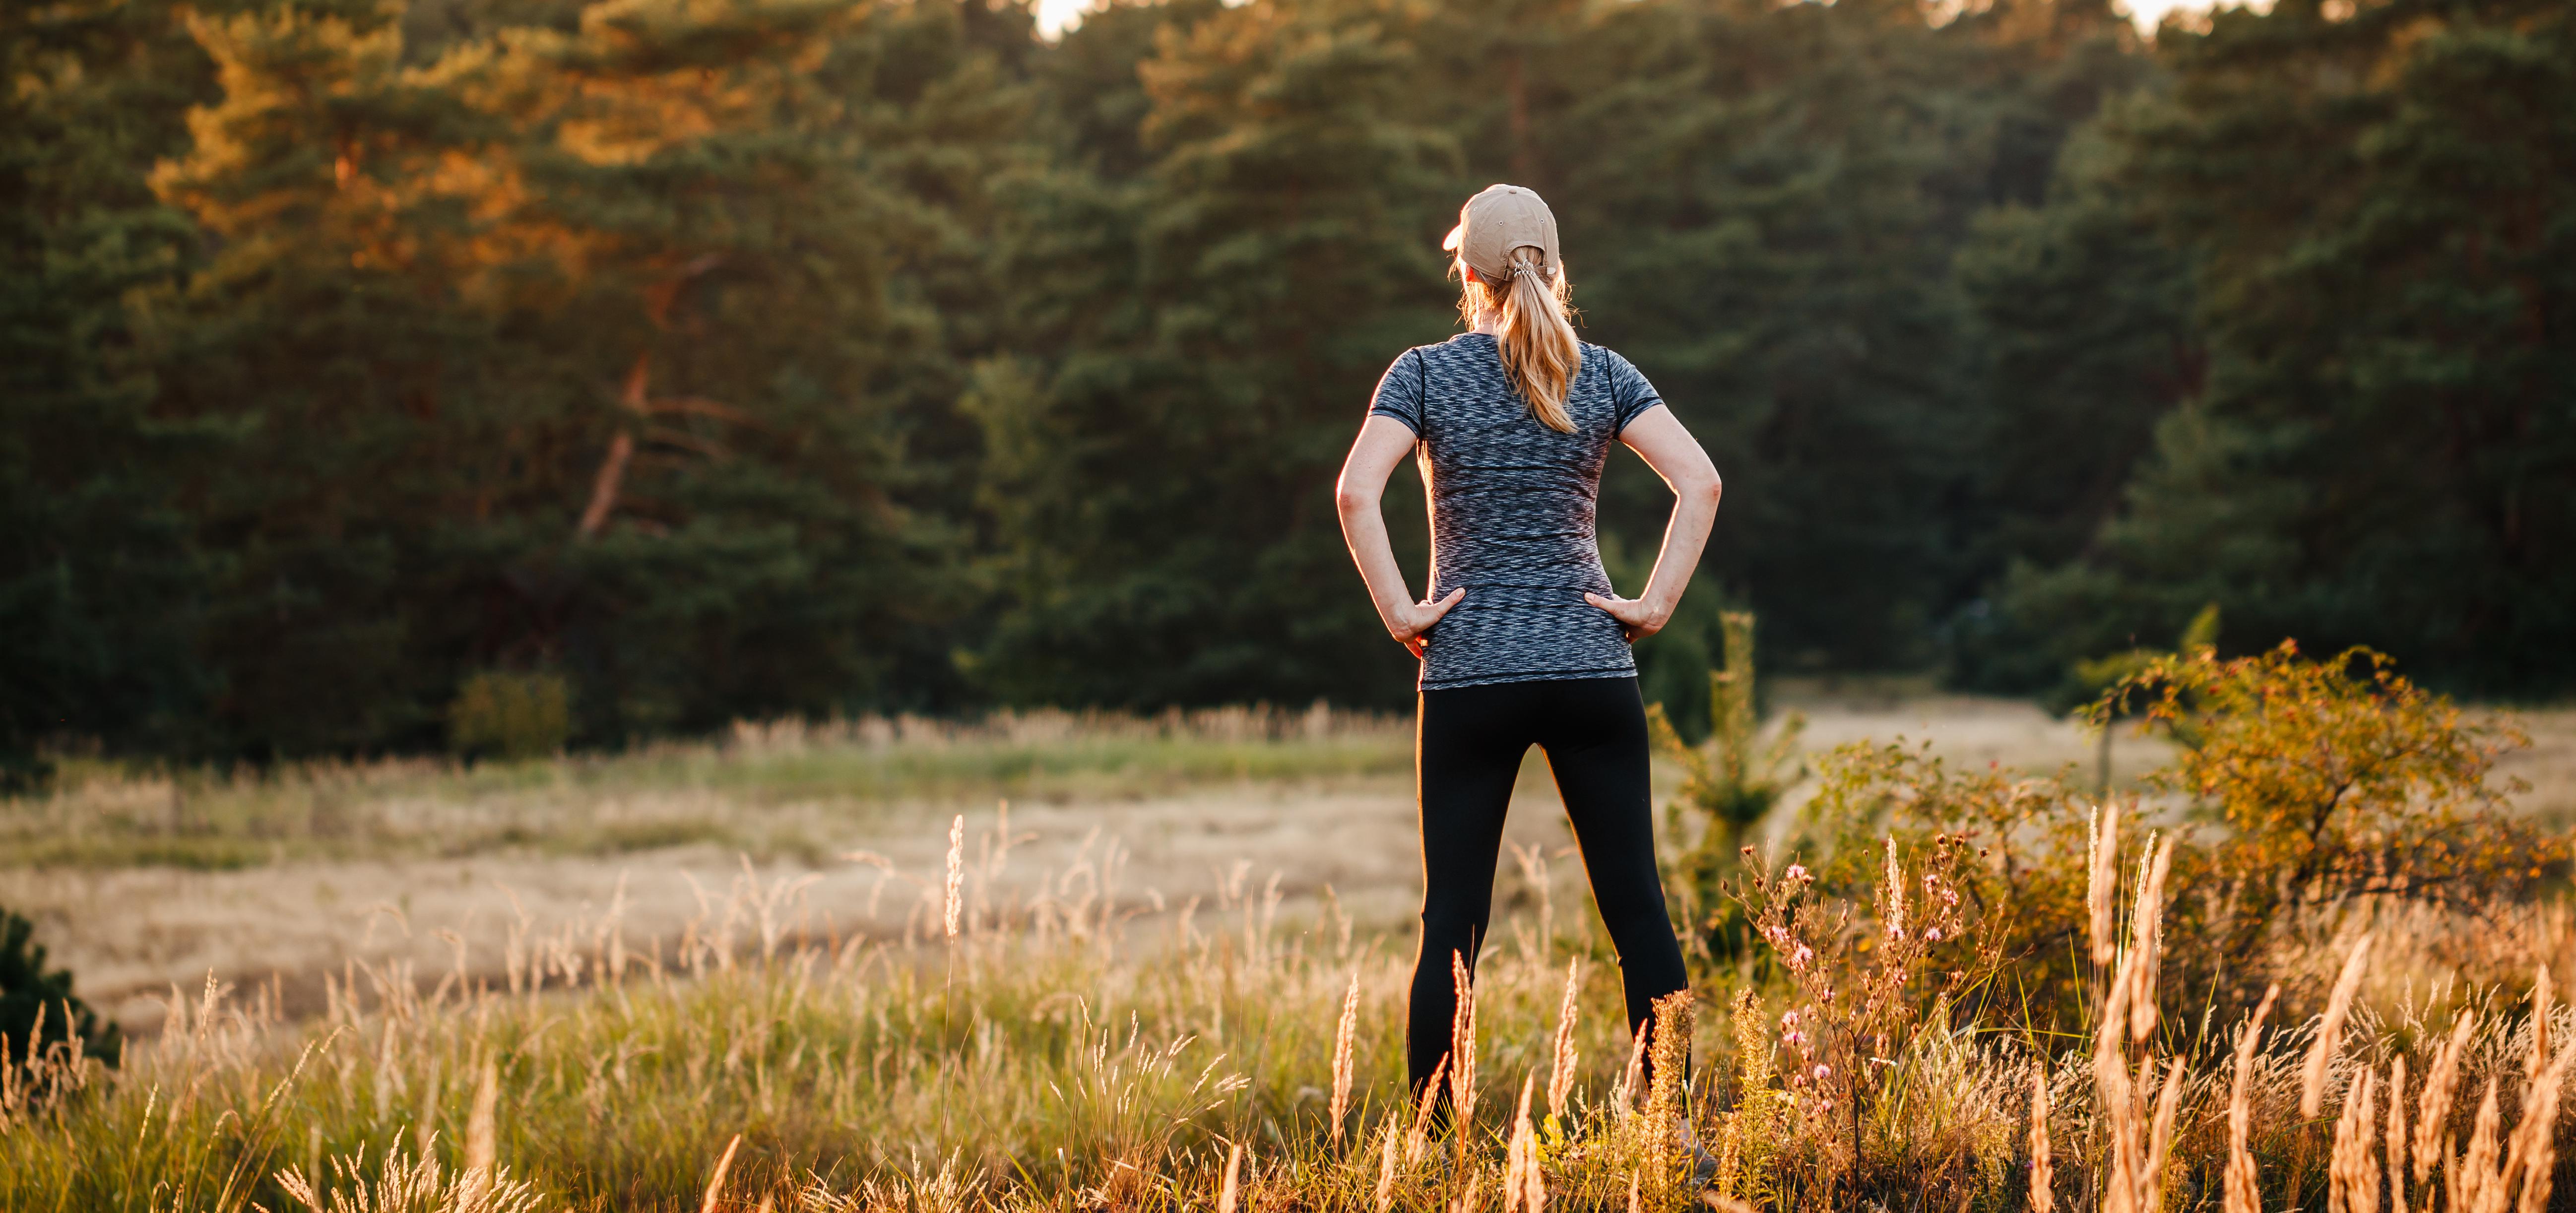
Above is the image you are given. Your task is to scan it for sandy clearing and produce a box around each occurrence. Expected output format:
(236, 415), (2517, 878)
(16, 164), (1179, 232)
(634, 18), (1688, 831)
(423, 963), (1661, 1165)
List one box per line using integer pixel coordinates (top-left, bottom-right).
(15, 695), (2568, 1035)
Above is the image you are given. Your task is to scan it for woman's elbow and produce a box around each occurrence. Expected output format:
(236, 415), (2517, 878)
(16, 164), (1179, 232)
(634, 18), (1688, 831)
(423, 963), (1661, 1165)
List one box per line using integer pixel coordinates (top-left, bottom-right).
(1334, 482), (1378, 516)
(1682, 466), (1723, 506)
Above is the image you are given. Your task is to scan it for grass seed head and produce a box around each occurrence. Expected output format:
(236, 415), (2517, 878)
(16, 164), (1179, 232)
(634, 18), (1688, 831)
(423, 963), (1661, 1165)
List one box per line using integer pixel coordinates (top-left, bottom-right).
(2522, 965), (2552, 1082)
(2413, 1011), (2476, 1186)
(1332, 969), (1361, 1145)
(1506, 1074), (1541, 1213)
(1548, 958), (1581, 1123)
(701, 1133), (742, 1213)
(943, 816), (965, 941)
(2383, 1055), (2409, 1213)
(1409, 1054), (1449, 1166)
(2027, 1065), (2053, 1213)
(2223, 983), (2281, 1213)
(2127, 837), (2172, 1042)
(2459, 1075), (2502, 1210)
(2088, 804), (2120, 969)
(1218, 1142), (1243, 1213)
(2504, 1041), (2572, 1213)
(2144, 1057), (2186, 1206)
(2327, 1064), (2378, 1213)
(1615, 1023), (1649, 1115)
(1449, 950), (1478, 1131)
(2302, 932), (2375, 1118)
(461, 1055), (499, 1207)
(1375, 1113), (1402, 1213)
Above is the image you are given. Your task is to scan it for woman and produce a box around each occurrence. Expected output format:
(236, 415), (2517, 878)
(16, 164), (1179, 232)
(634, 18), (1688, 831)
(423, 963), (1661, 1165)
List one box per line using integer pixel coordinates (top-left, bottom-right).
(1334, 184), (1722, 1107)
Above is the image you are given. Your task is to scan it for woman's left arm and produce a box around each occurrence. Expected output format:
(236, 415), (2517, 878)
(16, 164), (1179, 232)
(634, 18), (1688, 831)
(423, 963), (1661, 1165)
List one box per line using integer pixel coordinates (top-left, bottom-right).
(1584, 407), (1722, 642)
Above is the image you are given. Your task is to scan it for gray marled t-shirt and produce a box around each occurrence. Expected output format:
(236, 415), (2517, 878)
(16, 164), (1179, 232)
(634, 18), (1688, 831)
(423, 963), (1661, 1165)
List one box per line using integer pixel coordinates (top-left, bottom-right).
(1368, 333), (1666, 691)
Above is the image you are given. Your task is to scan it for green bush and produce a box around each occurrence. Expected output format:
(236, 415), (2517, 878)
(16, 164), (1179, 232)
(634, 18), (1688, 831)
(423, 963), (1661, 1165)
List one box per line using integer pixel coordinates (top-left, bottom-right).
(0, 908), (120, 1074)
(2097, 641), (2562, 1001)
(1792, 639), (2563, 1031)
(445, 671), (571, 762)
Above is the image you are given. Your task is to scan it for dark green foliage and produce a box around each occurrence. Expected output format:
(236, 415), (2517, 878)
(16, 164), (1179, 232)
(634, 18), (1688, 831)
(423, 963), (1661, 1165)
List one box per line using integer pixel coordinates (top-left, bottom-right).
(0, 909), (121, 1071)
(17, 0), (1020, 760)
(969, 0), (1460, 708)
(0, 0), (218, 780)
(1554, 0), (2160, 671)
(1987, 0), (2576, 695)
(5, 0), (2564, 768)
(1944, 123), (2202, 693)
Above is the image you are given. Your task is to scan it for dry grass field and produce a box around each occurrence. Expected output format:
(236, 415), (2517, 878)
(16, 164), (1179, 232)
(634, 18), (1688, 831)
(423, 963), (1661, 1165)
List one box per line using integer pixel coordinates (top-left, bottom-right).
(0, 690), (2203, 1036)
(6, 691), (2569, 1038)
(2, 688), (2570, 1212)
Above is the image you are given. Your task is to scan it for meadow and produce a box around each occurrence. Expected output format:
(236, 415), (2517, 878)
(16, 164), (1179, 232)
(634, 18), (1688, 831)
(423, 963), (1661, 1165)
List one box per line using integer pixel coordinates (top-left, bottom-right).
(3, 661), (2573, 1211)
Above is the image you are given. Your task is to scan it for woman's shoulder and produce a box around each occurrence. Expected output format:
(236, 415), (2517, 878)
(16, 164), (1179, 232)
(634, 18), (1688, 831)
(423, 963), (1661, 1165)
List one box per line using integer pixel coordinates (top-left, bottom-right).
(1411, 332), (1492, 356)
(1577, 341), (1638, 369)
(1402, 333), (1501, 376)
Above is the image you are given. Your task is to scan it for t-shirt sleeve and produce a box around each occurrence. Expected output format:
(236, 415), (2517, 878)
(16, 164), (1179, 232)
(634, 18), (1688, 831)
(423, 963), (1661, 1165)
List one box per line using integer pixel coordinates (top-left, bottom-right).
(1367, 349), (1427, 435)
(1607, 350), (1669, 435)
(1603, 349), (1667, 434)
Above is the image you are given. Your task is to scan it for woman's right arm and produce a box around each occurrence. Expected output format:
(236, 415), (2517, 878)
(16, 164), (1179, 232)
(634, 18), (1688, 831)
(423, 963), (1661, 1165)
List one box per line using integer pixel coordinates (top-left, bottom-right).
(1335, 416), (1464, 659)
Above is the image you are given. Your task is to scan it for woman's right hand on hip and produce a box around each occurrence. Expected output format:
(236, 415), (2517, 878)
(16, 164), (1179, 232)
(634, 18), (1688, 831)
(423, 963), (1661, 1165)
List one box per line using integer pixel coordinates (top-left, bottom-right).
(1387, 588), (1466, 659)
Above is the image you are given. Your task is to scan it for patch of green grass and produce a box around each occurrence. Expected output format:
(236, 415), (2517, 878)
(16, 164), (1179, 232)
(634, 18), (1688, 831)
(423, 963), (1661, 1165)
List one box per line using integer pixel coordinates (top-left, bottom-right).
(2, 709), (1413, 871)
(0, 834), (280, 872)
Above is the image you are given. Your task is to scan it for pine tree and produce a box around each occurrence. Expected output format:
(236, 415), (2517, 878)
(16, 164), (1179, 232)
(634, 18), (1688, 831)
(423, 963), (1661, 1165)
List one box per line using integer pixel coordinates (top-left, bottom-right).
(1538, 0), (2159, 671)
(141, 0), (1019, 752)
(0, 0), (218, 780)
(2021, 0), (2576, 691)
(1950, 125), (2200, 691)
(972, 0), (1457, 706)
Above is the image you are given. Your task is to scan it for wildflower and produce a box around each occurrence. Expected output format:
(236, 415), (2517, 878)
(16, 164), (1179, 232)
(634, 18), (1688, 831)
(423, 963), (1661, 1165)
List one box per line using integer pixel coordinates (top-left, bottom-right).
(1925, 927), (1942, 942)
(1813, 1064), (1831, 1082)
(1785, 863), (1810, 883)
(1791, 944), (1814, 969)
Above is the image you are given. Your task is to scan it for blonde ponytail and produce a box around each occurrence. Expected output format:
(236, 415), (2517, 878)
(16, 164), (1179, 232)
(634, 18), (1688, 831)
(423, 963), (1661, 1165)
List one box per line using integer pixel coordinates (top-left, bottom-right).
(1462, 248), (1581, 433)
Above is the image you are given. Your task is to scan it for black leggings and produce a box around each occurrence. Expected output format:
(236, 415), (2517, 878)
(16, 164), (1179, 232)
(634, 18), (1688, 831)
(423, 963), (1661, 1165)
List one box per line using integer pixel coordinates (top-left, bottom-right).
(1407, 675), (1690, 1097)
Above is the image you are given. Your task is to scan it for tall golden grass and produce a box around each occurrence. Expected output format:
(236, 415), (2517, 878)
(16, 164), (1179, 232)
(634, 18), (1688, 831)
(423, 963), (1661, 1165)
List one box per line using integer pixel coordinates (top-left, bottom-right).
(1, 803), (2570, 1211)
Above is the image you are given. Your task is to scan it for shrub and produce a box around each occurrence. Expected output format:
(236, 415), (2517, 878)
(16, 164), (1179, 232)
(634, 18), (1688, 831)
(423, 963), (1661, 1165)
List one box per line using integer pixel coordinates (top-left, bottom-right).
(2098, 641), (2563, 1000)
(0, 907), (121, 1076)
(1797, 639), (2564, 1031)
(446, 671), (571, 761)
(1794, 741), (2093, 1029)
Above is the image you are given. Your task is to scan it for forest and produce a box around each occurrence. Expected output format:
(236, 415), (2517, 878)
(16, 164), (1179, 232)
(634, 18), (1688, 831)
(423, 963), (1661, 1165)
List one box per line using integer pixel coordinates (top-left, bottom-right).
(5, 0), (2571, 770)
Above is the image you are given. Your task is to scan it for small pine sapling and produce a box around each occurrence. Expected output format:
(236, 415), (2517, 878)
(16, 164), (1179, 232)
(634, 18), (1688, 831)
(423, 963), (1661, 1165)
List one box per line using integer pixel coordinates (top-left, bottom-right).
(1647, 612), (1805, 958)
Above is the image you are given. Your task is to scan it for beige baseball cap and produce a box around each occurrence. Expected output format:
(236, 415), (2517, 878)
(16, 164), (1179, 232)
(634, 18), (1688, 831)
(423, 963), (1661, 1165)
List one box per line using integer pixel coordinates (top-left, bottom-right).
(1442, 184), (1560, 283)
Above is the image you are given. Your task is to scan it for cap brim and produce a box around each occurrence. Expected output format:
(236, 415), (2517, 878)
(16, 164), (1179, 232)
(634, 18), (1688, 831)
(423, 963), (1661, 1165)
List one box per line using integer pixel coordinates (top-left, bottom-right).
(1441, 223), (1464, 252)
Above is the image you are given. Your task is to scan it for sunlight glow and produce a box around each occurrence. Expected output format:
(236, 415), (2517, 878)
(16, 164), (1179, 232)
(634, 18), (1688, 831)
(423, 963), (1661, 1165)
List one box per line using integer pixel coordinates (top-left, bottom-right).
(1035, 0), (1095, 36)
(1035, 0), (2253, 40)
